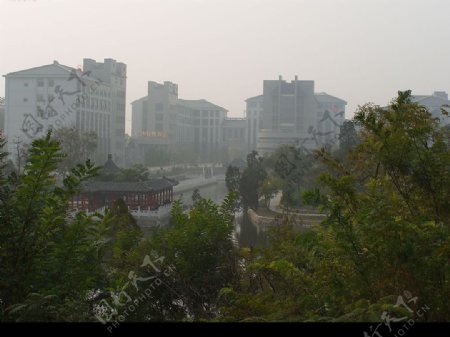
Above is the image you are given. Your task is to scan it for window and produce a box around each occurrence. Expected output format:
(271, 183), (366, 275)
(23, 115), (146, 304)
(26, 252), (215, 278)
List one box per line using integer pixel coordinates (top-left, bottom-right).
(37, 94), (44, 102)
(37, 80), (44, 87)
(24, 82), (28, 87)
(23, 98), (28, 102)
(76, 111), (80, 128)
(155, 103), (164, 112)
(81, 112), (85, 131)
(48, 79), (54, 87)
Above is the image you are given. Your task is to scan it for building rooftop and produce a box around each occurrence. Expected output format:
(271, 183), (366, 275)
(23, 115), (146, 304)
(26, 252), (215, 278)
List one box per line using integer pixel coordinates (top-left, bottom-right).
(4, 61), (104, 84)
(411, 92), (449, 104)
(411, 95), (430, 102)
(245, 95), (263, 102)
(102, 154), (121, 174)
(314, 92), (347, 105)
(81, 178), (177, 193)
(131, 96), (148, 104)
(177, 99), (227, 112)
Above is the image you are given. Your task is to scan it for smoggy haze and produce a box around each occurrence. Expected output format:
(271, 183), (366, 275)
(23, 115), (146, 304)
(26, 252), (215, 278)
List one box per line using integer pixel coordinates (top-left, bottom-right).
(1, 0), (450, 134)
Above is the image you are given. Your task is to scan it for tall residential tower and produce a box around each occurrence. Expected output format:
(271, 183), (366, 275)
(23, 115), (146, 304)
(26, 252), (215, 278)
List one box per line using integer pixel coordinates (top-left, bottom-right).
(256, 76), (346, 155)
(3, 58), (126, 164)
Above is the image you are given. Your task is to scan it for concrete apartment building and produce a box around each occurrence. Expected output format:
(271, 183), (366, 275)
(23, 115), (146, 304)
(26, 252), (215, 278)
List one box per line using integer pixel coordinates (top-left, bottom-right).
(131, 81), (229, 164)
(0, 97), (4, 136)
(131, 76), (348, 164)
(3, 58), (126, 164)
(411, 91), (450, 125)
(176, 98), (227, 157)
(256, 76), (346, 155)
(245, 95), (263, 151)
(222, 117), (247, 160)
(83, 58), (127, 164)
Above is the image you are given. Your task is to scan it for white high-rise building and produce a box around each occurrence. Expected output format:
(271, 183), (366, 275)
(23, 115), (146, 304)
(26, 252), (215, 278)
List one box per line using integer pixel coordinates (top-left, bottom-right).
(83, 58), (127, 164)
(245, 95), (263, 151)
(256, 76), (346, 155)
(411, 91), (450, 125)
(130, 81), (228, 163)
(3, 58), (126, 164)
(0, 97), (5, 136)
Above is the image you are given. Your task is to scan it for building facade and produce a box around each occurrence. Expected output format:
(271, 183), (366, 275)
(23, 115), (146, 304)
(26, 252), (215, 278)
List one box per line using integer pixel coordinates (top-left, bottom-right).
(83, 58), (127, 164)
(3, 58), (126, 164)
(245, 95), (263, 151)
(222, 117), (247, 161)
(411, 91), (450, 125)
(256, 76), (346, 155)
(130, 77), (348, 163)
(130, 96), (148, 138)
(130, 81), (228, 164)
(314, 92), (346, 147)
(0, 97), (4, 136)
(176, 98), (227, 161)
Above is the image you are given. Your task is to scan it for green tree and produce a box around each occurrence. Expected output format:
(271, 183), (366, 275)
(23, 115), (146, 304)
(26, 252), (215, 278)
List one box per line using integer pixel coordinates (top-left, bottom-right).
(312, 90), (450, 320)
(112, 193), (239, 321)
(271, 145), (313, 208)
(218, 91), (450, 322)
(239, 151), (266, 210)
(53, 127), (97, 177)
(0, 131), (103, 321)
(100, 198), (143, 270)
(336, 119), (360, 159)
(191, 188), (202, 206)
(225, 165), (241, 193)
(115, 164), (149, 182)
(258, 174), (280, 209)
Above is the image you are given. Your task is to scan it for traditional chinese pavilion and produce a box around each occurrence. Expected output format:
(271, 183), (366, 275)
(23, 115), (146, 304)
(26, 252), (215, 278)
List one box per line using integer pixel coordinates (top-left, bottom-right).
(70, 155), (177, 212)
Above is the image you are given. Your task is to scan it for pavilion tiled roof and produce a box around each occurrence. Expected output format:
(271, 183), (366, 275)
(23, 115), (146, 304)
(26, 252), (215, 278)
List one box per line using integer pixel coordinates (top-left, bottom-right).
(81, 178), (177, 193)
(101, 154), (121, 174)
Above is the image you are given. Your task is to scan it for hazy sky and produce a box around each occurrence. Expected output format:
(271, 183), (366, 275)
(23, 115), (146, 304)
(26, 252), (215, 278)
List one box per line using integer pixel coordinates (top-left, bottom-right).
(2, 0), (450, 134)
